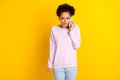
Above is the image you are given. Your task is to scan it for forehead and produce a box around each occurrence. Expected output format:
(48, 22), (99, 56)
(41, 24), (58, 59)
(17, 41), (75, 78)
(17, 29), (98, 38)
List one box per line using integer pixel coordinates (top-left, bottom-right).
(60, 12), (70, 17)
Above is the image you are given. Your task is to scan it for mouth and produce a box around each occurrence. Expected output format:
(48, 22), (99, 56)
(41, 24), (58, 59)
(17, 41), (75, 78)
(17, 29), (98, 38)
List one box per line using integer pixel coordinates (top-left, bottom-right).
(63, 23), (68, 25)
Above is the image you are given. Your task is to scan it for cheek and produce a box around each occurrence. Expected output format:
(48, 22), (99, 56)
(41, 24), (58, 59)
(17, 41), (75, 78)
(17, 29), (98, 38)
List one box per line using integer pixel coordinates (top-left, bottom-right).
(60, 20), (64, 23)
(67, 19), (70, 23)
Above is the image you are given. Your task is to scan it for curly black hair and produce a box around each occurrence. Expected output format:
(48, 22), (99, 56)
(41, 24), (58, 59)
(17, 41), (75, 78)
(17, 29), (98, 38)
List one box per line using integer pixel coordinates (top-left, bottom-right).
(56, 3), (75, 17)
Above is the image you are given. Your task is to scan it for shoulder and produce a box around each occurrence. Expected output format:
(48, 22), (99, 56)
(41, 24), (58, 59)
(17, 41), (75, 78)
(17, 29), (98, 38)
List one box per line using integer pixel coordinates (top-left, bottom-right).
(74, 24), (80, 30)
(51, 25), (59, 32)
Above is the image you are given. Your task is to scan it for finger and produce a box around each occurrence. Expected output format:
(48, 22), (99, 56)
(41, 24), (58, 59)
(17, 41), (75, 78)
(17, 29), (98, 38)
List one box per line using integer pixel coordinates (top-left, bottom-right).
(72, 21), (74, 24)
(73, 22), (75, 25)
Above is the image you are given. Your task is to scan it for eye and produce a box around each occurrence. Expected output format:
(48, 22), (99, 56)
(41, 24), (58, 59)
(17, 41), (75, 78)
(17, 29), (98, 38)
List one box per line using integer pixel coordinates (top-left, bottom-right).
(66, 17), (70, 19)
(61, 17), (64, 20)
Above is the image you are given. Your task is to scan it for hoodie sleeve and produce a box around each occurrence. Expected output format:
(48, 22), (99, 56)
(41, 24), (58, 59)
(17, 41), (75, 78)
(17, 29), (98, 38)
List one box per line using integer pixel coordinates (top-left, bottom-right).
(48, 29), (56, 69)
(68, 24), (81, 50)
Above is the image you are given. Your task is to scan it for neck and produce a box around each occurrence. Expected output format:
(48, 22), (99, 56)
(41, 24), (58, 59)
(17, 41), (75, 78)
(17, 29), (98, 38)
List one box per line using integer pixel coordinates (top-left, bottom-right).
(60, 25), (68, 28)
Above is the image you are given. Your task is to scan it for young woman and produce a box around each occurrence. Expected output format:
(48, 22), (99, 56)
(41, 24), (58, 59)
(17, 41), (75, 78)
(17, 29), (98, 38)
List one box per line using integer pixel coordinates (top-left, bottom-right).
(46, 3), (81, 80)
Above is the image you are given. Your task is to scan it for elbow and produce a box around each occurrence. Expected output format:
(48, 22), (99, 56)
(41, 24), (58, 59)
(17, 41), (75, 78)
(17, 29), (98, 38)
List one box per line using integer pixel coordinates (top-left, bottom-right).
(72, 41), (81, 50)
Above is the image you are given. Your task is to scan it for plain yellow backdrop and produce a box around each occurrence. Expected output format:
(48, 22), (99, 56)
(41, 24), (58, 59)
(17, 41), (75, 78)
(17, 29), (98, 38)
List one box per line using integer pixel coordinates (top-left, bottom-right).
(0, 0), (120, 80)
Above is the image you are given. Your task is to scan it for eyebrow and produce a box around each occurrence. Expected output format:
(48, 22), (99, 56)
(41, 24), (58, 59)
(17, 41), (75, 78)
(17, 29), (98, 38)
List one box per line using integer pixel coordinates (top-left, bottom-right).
(61, 17), (70, 18)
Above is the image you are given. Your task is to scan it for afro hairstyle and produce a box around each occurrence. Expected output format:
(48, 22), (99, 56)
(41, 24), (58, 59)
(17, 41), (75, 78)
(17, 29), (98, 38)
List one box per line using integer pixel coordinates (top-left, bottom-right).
(56, 3), (75, 17)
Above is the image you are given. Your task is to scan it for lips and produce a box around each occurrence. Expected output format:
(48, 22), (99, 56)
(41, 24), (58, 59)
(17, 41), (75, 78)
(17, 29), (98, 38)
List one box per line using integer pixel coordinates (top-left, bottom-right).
(63, 23), (68, 24)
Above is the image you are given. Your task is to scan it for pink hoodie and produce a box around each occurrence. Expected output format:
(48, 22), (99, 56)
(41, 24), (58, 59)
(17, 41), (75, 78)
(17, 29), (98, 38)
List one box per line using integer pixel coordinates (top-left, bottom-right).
(48, 24), (81, 69)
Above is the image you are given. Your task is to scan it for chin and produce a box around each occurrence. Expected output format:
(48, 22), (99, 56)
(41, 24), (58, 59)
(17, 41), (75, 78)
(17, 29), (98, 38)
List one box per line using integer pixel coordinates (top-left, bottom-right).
(64, 24), (68, 27)
(61, 24), (68, 28)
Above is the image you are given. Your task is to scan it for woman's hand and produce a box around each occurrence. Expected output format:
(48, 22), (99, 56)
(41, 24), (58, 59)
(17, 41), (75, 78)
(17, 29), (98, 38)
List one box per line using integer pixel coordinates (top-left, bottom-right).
(69, 21), (75, 31)
(46, 66), (52, 72)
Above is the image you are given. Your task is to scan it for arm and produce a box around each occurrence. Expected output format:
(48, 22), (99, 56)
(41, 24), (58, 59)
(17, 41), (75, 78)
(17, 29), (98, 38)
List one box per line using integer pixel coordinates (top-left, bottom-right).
(68, 24), (81, 50)
(48, 30), (56, 69)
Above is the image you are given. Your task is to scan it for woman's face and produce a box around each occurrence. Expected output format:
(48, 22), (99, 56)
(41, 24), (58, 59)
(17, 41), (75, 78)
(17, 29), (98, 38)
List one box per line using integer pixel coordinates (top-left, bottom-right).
(58, 12), (71, 28)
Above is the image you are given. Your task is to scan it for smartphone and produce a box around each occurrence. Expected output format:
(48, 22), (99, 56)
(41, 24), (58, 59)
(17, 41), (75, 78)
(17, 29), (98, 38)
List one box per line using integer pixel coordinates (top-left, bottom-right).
(68, 17), (72, 29)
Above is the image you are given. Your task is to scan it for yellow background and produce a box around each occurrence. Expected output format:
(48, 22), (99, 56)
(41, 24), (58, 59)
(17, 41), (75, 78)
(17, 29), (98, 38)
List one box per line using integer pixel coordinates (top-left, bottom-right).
(0, 0), (120, 80)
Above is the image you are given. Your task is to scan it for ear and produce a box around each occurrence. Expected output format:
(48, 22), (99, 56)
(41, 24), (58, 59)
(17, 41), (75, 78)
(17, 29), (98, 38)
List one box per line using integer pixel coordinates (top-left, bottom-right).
(58, 16), (60, 20)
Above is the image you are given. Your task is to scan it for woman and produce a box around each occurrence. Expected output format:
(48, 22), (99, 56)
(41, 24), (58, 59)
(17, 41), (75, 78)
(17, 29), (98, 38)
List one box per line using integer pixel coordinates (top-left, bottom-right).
(46, 3), (81, 80)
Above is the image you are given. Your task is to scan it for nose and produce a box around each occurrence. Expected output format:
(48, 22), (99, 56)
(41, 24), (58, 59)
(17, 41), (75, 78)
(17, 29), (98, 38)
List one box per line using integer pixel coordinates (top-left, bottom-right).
(64, 19), (67, 23)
